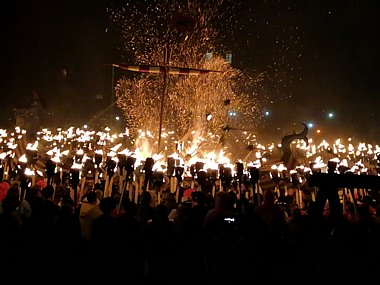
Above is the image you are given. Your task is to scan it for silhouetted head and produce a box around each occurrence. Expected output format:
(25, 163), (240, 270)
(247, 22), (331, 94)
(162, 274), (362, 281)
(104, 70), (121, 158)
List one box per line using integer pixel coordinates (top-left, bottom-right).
(43, 185), (55, 199)
(263, 189), (275, 206)
(214, 191), (231, 211)
(140, 191), (152, 206)
(1, 195), (19, 214)
(86, 191), (98, 204)
(122, 198), (137, 217)
(153, 204), (169, 222)
(99, 197), (117, 215)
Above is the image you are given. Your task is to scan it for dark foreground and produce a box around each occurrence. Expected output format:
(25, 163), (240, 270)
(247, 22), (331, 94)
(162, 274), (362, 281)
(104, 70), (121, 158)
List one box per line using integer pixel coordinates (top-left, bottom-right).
(1, 188), (380, 285)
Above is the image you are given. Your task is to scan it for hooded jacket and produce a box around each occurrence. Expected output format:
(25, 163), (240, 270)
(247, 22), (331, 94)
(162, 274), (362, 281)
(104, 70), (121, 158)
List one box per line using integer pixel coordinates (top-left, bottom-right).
(79, 202), (102, 241)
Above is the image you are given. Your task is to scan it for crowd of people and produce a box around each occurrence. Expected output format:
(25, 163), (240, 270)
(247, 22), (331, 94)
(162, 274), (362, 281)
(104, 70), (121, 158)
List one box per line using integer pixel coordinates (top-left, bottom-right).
(0, 179), (380, 285)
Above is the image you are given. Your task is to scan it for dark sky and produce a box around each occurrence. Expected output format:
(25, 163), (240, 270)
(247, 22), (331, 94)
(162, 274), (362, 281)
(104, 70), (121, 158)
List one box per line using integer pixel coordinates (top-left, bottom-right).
(1, 0), (379, 142)
(0, 0), (114, 127)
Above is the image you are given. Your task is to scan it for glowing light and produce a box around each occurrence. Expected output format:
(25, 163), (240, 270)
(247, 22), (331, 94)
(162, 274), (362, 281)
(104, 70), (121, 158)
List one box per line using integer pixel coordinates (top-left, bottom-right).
(111, 0), (262, 158)
(19, 154), (27, 163)
(228, 111), (237, 117)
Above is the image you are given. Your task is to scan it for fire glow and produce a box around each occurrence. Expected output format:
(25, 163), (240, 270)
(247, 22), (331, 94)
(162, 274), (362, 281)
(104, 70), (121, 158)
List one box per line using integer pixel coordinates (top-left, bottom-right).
(0, 126), (378, 180)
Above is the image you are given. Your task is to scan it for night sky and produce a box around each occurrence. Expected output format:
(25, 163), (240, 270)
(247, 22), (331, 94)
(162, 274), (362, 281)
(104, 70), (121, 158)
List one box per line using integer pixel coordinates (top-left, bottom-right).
(1, 0), (379, 142)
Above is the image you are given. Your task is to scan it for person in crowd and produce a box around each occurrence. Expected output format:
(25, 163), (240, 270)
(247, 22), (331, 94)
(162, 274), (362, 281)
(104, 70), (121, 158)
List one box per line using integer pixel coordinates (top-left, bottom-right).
(116, 198), (145, 283)
(168, 188), (194, 221)
(161, 191), (177, 214)
(190, 191), (209, 232)
(254, 189), (288, 242)
(145, 204), (179, 284)
(91, 197), (119, 248)
(26, 185), (48, 232)
(42, 185), (60, 227)
(91, 197), (119, 283)
(203, 191), (243, 284)
(0, 184), (31, 222)
(0, 195), (23, 234)
(252, 189), (288, 283)
(0, 180), (10, 202)
(0, 195), (26, 283)
(204, 191), (237, 236)
(53, 193), (82, 285)
(173, 190), (209, 284)
(79, 191), (102, 243)
(137, 190), (155, 225)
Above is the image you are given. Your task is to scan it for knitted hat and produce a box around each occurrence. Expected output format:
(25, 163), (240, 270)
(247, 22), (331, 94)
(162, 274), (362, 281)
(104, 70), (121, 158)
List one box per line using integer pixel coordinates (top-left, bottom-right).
(0, 181), (10, 202)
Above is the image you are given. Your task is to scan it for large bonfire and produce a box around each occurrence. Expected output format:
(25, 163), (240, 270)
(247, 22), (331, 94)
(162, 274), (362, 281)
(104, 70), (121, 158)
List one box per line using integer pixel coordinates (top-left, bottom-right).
(110, 0), (262, 159)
